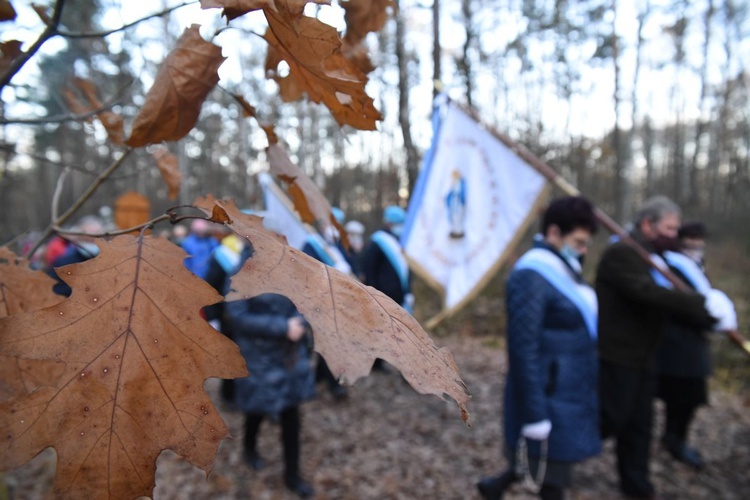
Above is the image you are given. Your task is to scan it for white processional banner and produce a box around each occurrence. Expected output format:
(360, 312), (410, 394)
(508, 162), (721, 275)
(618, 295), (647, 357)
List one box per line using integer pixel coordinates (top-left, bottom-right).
(402, 100), (548, 322)
(258, 172), (311, 250)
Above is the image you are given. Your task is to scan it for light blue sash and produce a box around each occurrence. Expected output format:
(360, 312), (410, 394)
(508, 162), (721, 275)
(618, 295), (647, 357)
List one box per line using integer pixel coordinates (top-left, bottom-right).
(371, 230), (410, 295)
(304, 234), (335, 267)
(213, 245), (242, 274)
(514, 248), (598, 340)
(663, 251), (711, 294)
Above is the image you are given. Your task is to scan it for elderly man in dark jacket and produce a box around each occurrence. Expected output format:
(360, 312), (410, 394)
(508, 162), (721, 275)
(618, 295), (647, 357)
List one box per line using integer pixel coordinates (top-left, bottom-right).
(596, 196), (716, 499)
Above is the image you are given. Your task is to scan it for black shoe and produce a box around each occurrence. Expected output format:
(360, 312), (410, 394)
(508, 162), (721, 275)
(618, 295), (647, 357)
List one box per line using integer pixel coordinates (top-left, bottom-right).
(284, 476), (314, 498)
(330, 384), (349, 400)
(243, 449), (264, 471)
(477, 470), (516, 499)
(662, 437), (705, 470)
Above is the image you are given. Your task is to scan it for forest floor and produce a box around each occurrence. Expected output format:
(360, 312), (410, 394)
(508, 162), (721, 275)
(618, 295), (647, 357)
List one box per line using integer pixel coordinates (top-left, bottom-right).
(5, 334), (750, 500)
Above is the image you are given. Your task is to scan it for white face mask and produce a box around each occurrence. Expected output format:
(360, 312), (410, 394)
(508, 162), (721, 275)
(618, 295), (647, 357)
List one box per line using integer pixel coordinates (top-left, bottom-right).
(683, 248), (705, 263)
(390, 224), (404, 237)
(348, 234), (364, 252)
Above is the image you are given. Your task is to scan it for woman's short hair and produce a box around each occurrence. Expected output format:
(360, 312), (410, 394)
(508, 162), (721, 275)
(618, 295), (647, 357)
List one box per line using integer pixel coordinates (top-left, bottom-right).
(541, 196), (598, 236)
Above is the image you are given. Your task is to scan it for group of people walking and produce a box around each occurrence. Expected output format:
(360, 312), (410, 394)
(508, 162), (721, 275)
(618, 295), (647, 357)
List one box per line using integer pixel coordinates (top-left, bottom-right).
(478, 195), (737, 500)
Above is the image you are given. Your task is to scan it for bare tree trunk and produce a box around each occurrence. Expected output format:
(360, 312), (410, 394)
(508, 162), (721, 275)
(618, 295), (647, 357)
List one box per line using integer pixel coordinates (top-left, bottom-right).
(626, 1), (648, 217)
(395, 0), (419, 196)
(611, 0), (626, 223)
(432, 0), (441, 97)
(458, 0), (475, 108)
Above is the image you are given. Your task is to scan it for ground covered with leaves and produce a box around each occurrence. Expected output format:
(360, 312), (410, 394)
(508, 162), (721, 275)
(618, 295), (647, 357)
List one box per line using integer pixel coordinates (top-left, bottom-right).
(5, 334), (749, 500)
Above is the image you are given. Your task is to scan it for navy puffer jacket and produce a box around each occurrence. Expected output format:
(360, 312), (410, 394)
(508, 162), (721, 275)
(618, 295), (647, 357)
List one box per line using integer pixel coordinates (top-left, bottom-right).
(503, 265), (601, 462)
(226, 294), (316, 416)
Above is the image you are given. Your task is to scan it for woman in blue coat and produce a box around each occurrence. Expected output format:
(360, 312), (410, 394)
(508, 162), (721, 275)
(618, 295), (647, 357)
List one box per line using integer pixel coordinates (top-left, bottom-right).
(226, 293), (316, 498)
(478, 197), (601, 500)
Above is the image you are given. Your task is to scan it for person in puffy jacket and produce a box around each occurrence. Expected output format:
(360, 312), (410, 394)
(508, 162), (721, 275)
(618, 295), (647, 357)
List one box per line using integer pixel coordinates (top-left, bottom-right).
(225, 293), (316, 498)
(478, 197), (601, 500)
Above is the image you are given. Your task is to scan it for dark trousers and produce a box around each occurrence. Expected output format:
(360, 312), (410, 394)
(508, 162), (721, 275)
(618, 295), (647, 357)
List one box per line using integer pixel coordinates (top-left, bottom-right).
(658, 375), (707, 445)
(599, 359), (655, 497)
(244, 407), (301, 479)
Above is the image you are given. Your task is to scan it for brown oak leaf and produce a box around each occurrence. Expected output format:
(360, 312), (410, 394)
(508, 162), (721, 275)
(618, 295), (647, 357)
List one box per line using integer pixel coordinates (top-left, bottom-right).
(205, 200), (470, 422)
(267, 143), (333, 229)
(342, 40), (375, 74)
(200, 0), (275, 21)
(263, 3), (381, 130)
(0, 248), (64, 403)
(31, 3), (50, 24)
(0, 1), (16, 22)
(0, 40), (23, 74)
(341, 0), (393, 45)
(126, 25), (225, 147)
(152, 147), (182, 200)
(61, 77), (125, 145)
(0, 235), (248, 498)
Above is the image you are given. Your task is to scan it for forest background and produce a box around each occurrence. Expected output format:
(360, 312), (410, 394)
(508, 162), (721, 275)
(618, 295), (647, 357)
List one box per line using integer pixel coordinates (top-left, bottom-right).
(0, 0), (749, 385)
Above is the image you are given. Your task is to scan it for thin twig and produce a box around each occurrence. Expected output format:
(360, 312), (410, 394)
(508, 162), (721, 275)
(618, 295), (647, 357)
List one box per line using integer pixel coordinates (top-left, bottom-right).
(51, 167), (71, 221)
(25, 148), (134, 258)
(0, 231), (29, 249)
(54, 214), (172, 238)
(0, 143), (148, 180)
(0, 79), (133, 125)
(57, 1), (199, 39)
(0, 0), (67, 92)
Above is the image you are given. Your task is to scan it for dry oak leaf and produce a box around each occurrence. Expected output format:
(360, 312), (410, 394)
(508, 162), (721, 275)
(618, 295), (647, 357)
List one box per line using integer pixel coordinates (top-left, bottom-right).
(0, 248), (64, 403)
(200, 0), (275, 21)
(0, 236), (248, 499)
(0, 40), (22, 73)
(207, 200), (470, 421)
(61, 77), (125, 145)
(31, 3), (50, 24)
(0, 0), (16, 22)
(341, 0), (393, 45)
(267, 143), (333, 229)
(263, 4), (381, 130)
(152, 148), (182, 200)
(126, 25), (225, 147)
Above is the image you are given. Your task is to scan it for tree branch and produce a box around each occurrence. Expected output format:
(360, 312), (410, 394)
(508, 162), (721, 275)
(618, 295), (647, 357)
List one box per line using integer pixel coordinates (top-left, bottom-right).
(0, 79), (133, 125)
(54, 213), (172, 238)
(57, 1), (199, 39)
(25, 148), (134, 258)
(0, 0), (67, 92)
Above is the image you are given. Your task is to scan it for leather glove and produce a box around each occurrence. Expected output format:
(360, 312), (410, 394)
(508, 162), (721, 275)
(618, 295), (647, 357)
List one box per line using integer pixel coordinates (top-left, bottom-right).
(521, 419), (551, 441)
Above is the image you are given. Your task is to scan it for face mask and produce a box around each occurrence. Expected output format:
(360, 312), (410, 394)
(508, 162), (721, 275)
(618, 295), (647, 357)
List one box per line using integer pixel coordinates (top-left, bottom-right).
(560, 244), (582, 264)
(78, 242), (100, 258)
(349, 235), (364, 252)
(390, 224), (404, 237)
(683, 248), (705, 264)
(653, 234), (680, 252)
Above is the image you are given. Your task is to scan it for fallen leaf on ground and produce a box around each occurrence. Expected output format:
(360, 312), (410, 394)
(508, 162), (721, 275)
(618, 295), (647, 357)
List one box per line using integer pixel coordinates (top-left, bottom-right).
(0, 235), (248, 498)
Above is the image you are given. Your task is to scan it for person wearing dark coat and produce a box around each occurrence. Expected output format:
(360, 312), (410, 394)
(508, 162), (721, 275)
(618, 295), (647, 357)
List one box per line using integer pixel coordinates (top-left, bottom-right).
(361, 206), (413, 372)
(596, 197), (720, 499)
(46, 216), (104, 297)
(362, 206), (413, 312)
(478, 197), (601, 500)
(203, 233), (251, 404)
(656, 222), (735, 470)
(226, 293), (316, 498)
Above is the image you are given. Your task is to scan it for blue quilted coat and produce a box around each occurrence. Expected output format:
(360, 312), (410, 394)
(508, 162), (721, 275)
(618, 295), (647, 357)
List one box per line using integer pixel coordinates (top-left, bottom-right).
(226, 294), (316, 416)
(503, 255), (601, 462)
